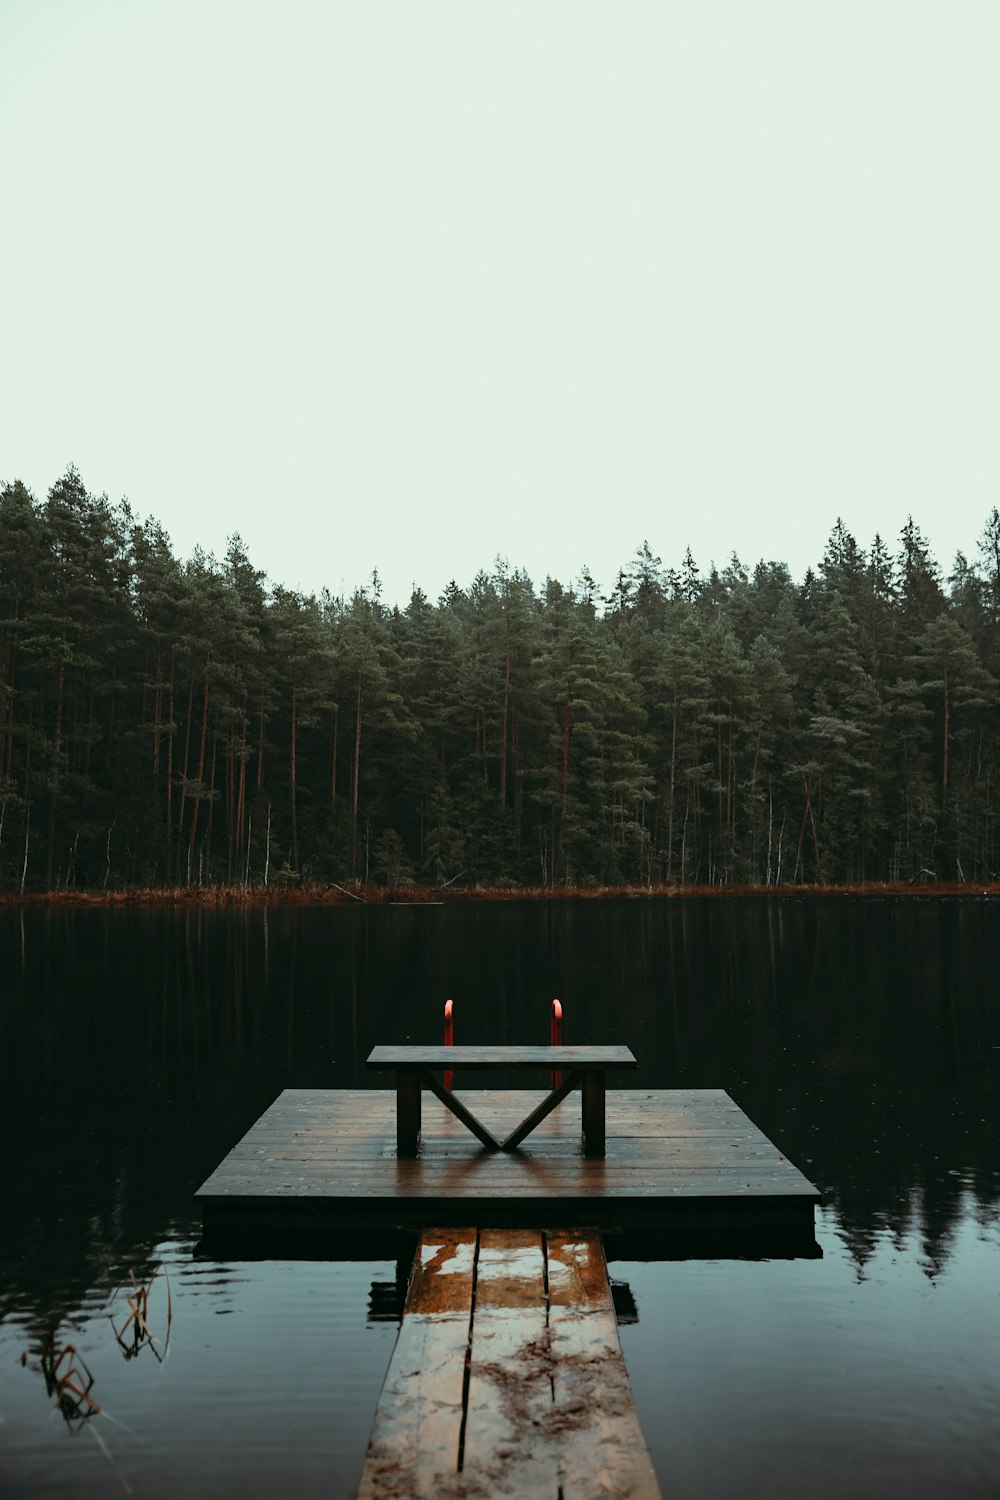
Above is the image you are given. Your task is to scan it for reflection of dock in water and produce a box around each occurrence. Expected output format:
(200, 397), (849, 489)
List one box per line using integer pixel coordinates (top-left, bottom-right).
(197, 1074), (819, 1496)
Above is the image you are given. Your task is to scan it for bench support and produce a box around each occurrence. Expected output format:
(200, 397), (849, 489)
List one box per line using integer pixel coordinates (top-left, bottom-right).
(396, 1071), (422, 1156)
(499, 1071), (581, 1151)
(422, 1070), (502, 1152)
(393, 1068), (608, 1158)
(581, 1072), (606, 1157)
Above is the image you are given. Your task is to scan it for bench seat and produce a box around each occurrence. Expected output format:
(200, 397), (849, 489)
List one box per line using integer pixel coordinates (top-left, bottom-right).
(368, 1044), (637, 1070)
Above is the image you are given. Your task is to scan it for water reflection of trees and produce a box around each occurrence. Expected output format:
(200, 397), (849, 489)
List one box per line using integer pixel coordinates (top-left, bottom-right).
(1, 898), (997, 1330)
(647, 896), (1000, 1277)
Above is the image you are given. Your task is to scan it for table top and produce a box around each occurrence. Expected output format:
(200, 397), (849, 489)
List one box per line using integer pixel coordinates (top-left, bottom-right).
(366, 1044), (637, 1069)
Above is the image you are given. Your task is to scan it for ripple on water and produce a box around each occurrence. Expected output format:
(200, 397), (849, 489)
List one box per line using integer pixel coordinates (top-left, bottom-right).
(1, 1233), (400, 1500)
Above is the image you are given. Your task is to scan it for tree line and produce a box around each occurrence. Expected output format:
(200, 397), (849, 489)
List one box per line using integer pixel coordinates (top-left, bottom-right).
(2, 466), (999, 892)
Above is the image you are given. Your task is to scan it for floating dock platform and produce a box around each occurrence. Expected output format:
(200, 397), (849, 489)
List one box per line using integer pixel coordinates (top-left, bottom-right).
(196, 1087), (819, 1257)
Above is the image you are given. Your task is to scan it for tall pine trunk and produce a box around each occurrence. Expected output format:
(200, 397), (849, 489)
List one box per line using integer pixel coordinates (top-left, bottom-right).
(500, 639), (510, 806)
(351, 673), (364, 876)
(186, 658), (210, 883)
(165, 649), (175, 877)
(559, 682), (572, 877)
(45, 652), (65, 889)
(289, 681), (299, 871)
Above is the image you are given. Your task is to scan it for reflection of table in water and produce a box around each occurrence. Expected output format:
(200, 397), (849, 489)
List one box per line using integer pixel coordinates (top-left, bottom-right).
(366, 1043), (638, 1157)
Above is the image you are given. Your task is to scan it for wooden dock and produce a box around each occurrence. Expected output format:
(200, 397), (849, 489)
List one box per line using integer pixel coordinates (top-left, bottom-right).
(357, 1227), (661, 1500)
(196, 1087), (819, 1255)
(197, 1081), (819, 1494)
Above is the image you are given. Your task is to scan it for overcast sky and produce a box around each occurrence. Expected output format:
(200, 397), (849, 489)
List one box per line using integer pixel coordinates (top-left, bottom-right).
(3, 1), (998, 606)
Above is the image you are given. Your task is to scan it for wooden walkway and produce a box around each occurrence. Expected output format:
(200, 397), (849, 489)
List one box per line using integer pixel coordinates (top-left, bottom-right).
(357, 1227), (661, 1500)
(197, 1088), (818, 1252)
(197, 1086), (820, 1492)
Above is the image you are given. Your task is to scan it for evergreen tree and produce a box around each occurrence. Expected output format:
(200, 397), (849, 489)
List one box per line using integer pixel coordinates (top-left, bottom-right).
(745, 634), (796, 883)
(905, 613), (996, 878)
(649, 604), (711, 882)
(3, 462), (1000, 892)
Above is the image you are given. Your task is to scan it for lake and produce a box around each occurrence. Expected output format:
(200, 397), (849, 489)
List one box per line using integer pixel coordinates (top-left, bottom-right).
(1, 897), (998, 1497)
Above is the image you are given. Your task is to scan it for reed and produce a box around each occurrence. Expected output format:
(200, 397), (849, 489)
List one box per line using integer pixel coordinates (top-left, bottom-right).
(1, 878), (996, 908)
(109, 1264), (172, 1364)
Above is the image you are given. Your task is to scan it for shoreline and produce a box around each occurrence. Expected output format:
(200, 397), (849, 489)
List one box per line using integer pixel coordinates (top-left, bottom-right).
(1, 879), (997, 908)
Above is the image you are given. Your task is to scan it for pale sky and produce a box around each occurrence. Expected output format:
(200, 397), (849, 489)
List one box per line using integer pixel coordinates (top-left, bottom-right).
(2, 1), (999, 606)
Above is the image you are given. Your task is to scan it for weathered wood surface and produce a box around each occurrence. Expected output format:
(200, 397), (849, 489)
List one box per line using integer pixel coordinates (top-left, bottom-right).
(357, 1228), (662, 1500)
(196, 1089), (819, 1242)
(207, 1087), (762, 1137)
(356, 1228), (475, 1498)
(547, 1231), (663, 1497)
(367, 1045), (637, 1070)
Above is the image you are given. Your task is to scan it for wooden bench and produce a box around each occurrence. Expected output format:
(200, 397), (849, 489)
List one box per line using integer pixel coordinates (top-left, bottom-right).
(366, 1044), (637, 1158)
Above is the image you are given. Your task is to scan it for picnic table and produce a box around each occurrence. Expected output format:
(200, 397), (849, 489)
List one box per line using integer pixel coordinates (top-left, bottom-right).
(366, 1044), (638, 1158)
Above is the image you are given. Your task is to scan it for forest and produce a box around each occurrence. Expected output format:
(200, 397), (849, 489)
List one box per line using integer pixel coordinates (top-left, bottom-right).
(1, 466), (999, 893)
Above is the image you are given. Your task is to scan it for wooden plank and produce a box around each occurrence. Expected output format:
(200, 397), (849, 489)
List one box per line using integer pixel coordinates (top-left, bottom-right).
(220, 1089), (764, 1136)
(201, 1173), (816, 1205)
(226, 1088), (759, 1142)
(547, 1231), (661, 1499)
(402, 1226), (477, 1316)
(199, 1144), (812, 1176)
(250, 1097), (734, 1140)
(204, 1137), (779, 1165)
(217, 1128), (779, 1146)
(357, 1228), (664, 1499)
(205, 1146), (784, 1176)
(254, 1086), (733, 1110)
(367, 1045), (637, 1069)
(356, 1229), (475, 1499)
(461, 1230), (559, 1496)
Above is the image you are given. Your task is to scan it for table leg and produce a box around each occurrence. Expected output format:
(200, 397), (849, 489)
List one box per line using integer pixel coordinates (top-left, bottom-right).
(397, 1072), (421, 1156)
(581, 1072), (606, 1157)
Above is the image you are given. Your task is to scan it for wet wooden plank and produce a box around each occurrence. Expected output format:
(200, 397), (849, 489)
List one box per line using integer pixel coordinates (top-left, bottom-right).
(204, 1140), (814, 1179)
(208, 1095), (791, 1153)
(234, 1087), (752, 1132)
(461, 1230), (555, 1494)
(402, 1226), (477, 1315)
(204, 1168), (814, 1200)
(547, 1232), (661, 1499)
(357, 1228), (663, 1500)
(356, 1228), (475, 1499)
(367, 1045), (637, 1069)
(224, 1089), (762, 1144)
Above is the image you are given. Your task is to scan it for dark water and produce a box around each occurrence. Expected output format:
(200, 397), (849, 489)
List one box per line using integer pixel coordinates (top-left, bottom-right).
(1, 898), (998, 1498)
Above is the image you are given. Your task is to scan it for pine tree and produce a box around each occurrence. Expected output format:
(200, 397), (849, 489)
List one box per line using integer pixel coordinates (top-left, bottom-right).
(905, 613), (996, 877)
(650, 604), (711, 882)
